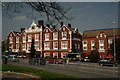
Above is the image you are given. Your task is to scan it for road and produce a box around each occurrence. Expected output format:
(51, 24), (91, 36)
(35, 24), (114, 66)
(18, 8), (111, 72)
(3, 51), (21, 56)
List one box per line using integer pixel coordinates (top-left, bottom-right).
(6, 58), (120, 79)
(2, 71), (40, 80)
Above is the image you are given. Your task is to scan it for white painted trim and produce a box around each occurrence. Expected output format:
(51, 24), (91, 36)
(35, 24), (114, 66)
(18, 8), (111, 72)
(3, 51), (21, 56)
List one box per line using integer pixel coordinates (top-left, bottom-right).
(53, 32), (58, 40)
(53, 42), (58, 50)
(61, 41), (68, 49)
(69, 31), (72, 50)
(43, 27), (52, 32)
(53, 53), (58, 58)
(44, 53), (50, 57)
(59, 25), (71, 32)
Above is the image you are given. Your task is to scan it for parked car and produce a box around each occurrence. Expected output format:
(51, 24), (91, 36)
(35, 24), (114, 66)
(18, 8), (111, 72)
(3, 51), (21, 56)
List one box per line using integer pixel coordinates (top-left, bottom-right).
(35, 58), (46, 65)
(98, 59), (117, 67)
(9, 55), (19, 62)
(81, 57), (90, 62)
(45, 57), (64, 64)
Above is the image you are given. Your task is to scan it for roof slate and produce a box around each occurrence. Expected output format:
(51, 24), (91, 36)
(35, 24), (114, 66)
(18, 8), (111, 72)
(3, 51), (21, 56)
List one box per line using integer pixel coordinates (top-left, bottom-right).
(83, 28), (120, 38)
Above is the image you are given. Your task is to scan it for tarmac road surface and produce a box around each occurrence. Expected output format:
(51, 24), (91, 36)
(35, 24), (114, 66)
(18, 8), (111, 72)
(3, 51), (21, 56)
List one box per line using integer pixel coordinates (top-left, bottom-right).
(2, 71), (40, 80)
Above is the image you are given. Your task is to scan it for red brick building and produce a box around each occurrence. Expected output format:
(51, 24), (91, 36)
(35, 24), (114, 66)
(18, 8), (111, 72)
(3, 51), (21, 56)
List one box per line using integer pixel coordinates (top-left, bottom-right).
(7, 20), (82, 58)
(82, 28), (120, 59)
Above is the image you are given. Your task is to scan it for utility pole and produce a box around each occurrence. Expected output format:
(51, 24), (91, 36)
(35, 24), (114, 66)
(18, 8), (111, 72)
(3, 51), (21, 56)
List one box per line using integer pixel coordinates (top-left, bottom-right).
(113, 22), (116, 62)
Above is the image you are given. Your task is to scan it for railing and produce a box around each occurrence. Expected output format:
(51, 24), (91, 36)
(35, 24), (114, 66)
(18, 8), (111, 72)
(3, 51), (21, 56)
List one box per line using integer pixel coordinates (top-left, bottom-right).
(19, 58), (120, 77)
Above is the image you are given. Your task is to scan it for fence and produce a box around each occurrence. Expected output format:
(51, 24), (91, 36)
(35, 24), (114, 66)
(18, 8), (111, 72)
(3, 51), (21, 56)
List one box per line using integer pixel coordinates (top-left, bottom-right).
(21, 58), (120, 77)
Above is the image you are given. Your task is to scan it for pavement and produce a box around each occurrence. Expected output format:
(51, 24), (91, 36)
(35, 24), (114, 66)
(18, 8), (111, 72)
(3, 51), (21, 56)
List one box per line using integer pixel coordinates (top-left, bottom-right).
(2, 71), (40, 80)
(6, 59), (120, 80)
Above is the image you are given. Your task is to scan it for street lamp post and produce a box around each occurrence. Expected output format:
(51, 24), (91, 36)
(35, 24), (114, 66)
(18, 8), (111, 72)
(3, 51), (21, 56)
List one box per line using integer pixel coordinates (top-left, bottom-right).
(113, 22), (116, 62)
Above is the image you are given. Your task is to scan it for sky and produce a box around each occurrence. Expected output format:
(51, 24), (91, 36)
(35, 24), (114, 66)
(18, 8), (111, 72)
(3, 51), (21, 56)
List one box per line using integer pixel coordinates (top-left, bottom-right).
(2, 2), (118, 40)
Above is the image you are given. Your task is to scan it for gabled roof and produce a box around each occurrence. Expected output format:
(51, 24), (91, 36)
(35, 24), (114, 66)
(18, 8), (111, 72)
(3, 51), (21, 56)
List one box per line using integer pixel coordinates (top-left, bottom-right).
(83, 28), (120, 38)
(13, 31), (20, 34)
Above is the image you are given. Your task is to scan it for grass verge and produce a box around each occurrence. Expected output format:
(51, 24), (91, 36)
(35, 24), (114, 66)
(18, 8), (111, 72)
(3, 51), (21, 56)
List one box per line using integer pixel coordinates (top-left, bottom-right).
(2, 64), (85, 80)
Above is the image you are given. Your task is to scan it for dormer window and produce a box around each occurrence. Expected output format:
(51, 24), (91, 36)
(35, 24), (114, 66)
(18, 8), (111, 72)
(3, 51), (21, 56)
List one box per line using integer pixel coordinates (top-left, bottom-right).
(62, 32), (67, 39)
(53, 32), (58, 40)
(45, 33), (49, 41)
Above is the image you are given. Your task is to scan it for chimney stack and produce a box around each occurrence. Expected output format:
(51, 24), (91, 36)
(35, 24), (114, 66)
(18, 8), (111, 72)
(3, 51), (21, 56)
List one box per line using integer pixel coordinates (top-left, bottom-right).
(60, 21), (63, 27)
(21, 28), (25, 32)
(52, 25), (56, 29)
(46, 24), (50, 28)
(68, 23), (71, 28)
(38, 20), (44, 27)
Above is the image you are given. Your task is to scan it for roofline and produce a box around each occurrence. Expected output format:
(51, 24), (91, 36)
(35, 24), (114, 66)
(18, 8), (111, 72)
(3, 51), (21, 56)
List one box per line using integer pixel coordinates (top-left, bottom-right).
(82, 35), (120, 39)
(83, 28), (120, 32)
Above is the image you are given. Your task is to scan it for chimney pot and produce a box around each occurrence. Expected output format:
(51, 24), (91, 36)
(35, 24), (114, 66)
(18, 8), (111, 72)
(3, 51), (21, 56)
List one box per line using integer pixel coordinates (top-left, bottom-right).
(46, 24), (50, 28)
(60, 21), (63, 27)
(52, 25), (56, 29)
(38, 20), (44, 27)
(68, 23), (71, 28)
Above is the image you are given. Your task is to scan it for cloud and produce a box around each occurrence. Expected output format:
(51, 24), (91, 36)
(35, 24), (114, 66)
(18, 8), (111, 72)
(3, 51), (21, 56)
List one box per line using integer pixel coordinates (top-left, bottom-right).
(13, 15), (26, 20)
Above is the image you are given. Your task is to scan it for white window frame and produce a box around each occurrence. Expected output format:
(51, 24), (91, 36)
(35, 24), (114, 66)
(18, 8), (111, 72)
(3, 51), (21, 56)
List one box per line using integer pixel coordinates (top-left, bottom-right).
(61, 41), (68, 49)
(44, 42), (50, 50)
(62, 32), (67, 40)
(108, 39), (112, 44)
(53, 53), (58, 58)
(91, 40), (95, 50)
(75, 44), (77, 49)
(53, 32), (58, 40)
(22, 44), (26, 50)
(100, 34), (102, 37)
(108, 39), (112, 48)
(62, 53), (67, 58)
(9, 37), (13, 43)
(99, 40), (104, 50)
(53, 42), (58, 49)
(28, 35), (32, 42)
(35, 34), (39, 41)
(16, 44), (19, 49)
(83, 41), (87, 50)
(35, 43), (39, 50)
(27, 43), (31, 50)
(44, 53), (50, 57)
(22, 36), (26, 43)
(83, 41), (87, 45)
(83, 46), (87, 50)
(45, 33), (49, 41)
(99, 40), (104, 44)
(16, 37), (19, 43)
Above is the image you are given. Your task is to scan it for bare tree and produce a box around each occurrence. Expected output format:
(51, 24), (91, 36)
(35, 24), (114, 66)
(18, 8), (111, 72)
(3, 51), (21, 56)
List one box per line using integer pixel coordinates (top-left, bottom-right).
(3, 2), (71, 25)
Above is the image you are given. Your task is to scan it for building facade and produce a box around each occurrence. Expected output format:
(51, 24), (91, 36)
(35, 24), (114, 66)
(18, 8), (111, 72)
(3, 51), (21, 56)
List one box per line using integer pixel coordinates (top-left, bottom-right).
(82, 28), (120, 59)
(7, 20), (82, 58)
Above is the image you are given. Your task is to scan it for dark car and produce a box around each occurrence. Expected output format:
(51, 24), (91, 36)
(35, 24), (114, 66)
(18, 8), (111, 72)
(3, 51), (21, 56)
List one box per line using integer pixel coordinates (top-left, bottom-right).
(98, 59), (117, 67)
(34, 58), (46, 65)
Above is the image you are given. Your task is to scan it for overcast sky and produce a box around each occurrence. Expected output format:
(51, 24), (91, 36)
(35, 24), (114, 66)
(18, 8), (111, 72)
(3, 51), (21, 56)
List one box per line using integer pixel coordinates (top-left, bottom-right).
(2, 2), (118, 39)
